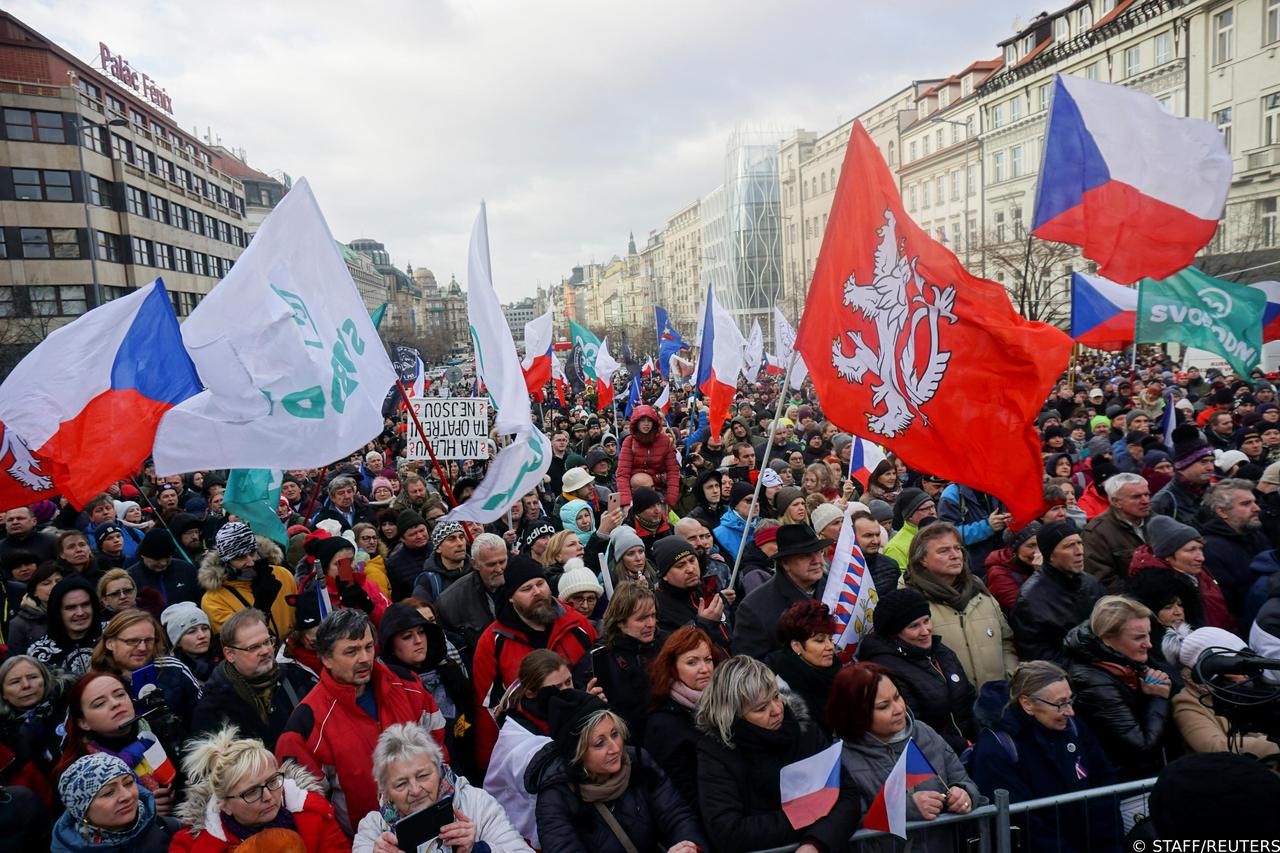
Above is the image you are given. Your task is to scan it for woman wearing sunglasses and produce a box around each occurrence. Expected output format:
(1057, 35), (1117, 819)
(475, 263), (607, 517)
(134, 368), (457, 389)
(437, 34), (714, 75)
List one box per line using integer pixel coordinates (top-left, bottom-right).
(170, 724), (349, 852)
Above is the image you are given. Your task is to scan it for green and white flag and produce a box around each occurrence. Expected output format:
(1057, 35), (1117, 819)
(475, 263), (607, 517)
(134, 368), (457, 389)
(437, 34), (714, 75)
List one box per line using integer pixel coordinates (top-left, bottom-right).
(1136, 267), (1265, 378)
(569, 319), (600, 383)
(224, 468), (287, 545)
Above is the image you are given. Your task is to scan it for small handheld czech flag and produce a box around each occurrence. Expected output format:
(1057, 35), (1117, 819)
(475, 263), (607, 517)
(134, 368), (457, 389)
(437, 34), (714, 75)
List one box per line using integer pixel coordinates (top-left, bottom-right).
(863, 739), (939, 839)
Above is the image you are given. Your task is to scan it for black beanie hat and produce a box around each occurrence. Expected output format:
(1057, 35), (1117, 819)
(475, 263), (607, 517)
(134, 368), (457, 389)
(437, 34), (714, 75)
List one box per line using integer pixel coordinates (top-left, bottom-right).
(522, 521), (558, 552)
(315, 536), (355, 571)
(873, 587), (931, 637)
(397, 510), (427, 537)
(1036, 520), (1079, 563)
(1004, 521), (1041, 551)
(138, 528), (176, 560)
(653, 536), (697, 578)
(1125, 567), (1188, 613)
(631, 487), (662, 515)
(729, 481), (755, 510)
(502, 554), (547, 599)
(892, 488), (930, 529)
(545, 687), (610, 762)
(292, 586), (324, 632)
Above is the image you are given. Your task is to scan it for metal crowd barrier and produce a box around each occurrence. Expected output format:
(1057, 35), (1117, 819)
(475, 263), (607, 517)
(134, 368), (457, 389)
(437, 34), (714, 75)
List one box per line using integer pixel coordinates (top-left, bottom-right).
(748, 777), (1159, 853)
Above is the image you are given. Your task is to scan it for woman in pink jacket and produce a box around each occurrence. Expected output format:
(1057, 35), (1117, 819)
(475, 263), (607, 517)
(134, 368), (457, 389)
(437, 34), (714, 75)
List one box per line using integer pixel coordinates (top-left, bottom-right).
(617, 405), (681, 508)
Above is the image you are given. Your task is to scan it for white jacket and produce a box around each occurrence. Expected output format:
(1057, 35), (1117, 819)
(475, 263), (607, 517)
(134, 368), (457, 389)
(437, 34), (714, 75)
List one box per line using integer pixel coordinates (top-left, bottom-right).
(352, 773), (533, 853)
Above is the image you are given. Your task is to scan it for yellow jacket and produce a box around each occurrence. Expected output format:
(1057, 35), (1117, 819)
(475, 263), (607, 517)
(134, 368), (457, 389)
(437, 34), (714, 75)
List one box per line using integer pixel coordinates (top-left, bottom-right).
(362, 553), (391, 598)
(198, 553), (298, 638)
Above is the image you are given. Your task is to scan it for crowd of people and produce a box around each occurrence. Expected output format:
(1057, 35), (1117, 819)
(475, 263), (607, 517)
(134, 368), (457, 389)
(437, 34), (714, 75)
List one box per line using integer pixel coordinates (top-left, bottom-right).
(1, 355), (1279, 852)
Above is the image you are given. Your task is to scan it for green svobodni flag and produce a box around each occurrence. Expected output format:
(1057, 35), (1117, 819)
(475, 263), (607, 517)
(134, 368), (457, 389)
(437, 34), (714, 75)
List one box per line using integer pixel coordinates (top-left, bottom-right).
(225, 468), (287, 546)
(1136, 267), (1265, 378)
(569, 320), (601, 382)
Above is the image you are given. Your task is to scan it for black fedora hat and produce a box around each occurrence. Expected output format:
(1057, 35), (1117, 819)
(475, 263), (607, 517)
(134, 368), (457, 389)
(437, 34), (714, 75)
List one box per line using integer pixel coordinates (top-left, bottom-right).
(773, 523), (834, 559)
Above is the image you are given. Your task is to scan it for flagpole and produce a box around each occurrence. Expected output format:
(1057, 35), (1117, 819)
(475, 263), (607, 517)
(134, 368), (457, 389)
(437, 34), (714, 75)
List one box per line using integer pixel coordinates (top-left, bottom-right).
(130, 476), (192, 564)
(301, 466), (328, 519)
(728, 352), (796, 590)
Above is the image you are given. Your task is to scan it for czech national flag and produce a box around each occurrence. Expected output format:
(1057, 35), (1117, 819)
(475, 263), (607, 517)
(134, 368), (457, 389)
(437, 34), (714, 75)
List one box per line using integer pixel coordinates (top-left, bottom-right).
(1251, 281), (1280, 343)
(0, 280), (200, 511)
(763, 353), (786, 376)
(694, 284), (745, 439)
(1032, 75), (1231, 284)
(1070, 272), (1138, 351)
(594, 337), (621, 411)
(780, 742), (843, 830)
(521, 310), (554, 399)
(863, 739), (939, 839)
(654, 383), (671, 418)
(848, 436), (887, 489)
(550, 352), (568, 407)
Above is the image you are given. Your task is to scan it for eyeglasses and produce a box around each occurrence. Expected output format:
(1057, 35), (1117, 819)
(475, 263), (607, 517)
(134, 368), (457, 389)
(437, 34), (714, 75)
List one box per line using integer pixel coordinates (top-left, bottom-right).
(103, 587), (136, 599)
(114, 636), (156, 649)
(227, 637), (278, 655)
(1031, 694), (1075, 712)
(232, 772), (284, 804)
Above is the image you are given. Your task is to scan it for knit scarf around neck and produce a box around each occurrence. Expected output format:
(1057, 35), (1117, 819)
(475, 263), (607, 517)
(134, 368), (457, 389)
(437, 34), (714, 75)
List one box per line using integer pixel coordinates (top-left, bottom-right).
(222, 659), (279, 723)
(670, 681), (703, 710)
(578, 750), (632, 803)
(908, 565), (980, 610)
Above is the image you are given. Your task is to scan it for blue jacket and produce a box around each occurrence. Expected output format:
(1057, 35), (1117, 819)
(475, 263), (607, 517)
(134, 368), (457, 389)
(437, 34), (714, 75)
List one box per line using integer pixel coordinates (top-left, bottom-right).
(937, 484), (1000, 572)
(1244, 549), (1280, 632)
(51, 788), (177, 853)
(712, 507), (757, 564)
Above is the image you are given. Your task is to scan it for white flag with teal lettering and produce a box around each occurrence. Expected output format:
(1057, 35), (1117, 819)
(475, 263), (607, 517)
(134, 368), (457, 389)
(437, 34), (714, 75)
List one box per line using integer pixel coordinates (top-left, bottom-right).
(152, 179), (395, 475)
(442, 203), (552, 523)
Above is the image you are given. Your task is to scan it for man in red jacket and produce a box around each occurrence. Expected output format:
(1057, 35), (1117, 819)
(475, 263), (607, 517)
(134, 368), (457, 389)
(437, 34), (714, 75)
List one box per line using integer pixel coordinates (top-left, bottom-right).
(471, 555), (596, 770)
(275, 609), (446, 835)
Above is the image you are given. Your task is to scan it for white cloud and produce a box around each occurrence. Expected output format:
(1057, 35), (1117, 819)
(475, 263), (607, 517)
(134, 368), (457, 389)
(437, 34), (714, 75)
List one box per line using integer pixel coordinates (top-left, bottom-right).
(13, 0), (1031, 300)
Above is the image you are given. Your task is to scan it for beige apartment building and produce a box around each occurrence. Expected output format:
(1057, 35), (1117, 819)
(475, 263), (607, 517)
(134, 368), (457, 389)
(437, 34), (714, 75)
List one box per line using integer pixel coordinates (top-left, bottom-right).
(661, 198), (702, 334)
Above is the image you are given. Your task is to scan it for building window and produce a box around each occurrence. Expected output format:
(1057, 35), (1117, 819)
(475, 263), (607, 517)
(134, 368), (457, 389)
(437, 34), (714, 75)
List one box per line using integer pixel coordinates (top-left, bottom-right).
(1079, 6), (1093, 29)
(1055, 16), (1070, 41)
(887, 140), (896, 166)
(1155, 31), (1173, 65)
(87, 175), (111, 207)
(951, 124), (960, 144)
(1004, 44), (1018, 66)
(217, 220), (230, 243)
(1215, 107), (1233, 152)
(962, 77), (972, 97)
(935, 128), (944, 150)
(77, 79), (100, 105)
(95, 231), (122, 262)
(968, 217), (978, 248)
(994, 211), (1006, 243)
(149, 195), (169, 224)
(125, 186), (147, 216)
(111, 133), (132, 162)
(157, 158), (173, 183)
(967, 164), (977, 194)
(1265, 94), (1280, 145)
(909, 185), (918, 210)
(172, 203), (188, 230)
(129, 109), (147, 128)
(81, 124), (105, 154)
(1125, 45), (1142, 77)
(951, 170), (961, 200)
(105, 94), (124, 115)
(992, 104), (1005, 129)
(173, 247), (190, 273)
(909, 141), (917, 161)
(131, 236), (153, 266)
(1214, 9), (1234, 64)
(820, 174), (827, 193)
(19, 228), (79, 259)
(1012, 206), (1025, 238)
(923, 136), (931, 156)
(950, 222), (961, 247)
(935, 176), (946, 204)
(993, 151), (1006, 182)
(189, 210), (203, 236)
(922, 182), (931, 208)
(1011, 144), (1024, 177)
(1263, 198), (1279, 246)
(30, 285), (87, 316)
(155, 242), (172, 270)
(1010, 97), (1022, 121)
(1268, 0), (1280, 44)
(136, 147), (155, 174)
(175, 165), (189, 188)
(192, 251), (207, 276)
(13, 169), (74, 201)
(1038, 84), (1050, 111)
(1085, 62), (1099, 80)
(3, 109), (65, 143)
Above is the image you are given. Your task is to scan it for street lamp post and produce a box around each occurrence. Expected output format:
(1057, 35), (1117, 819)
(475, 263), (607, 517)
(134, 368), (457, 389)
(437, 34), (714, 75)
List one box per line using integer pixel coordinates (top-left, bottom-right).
(72, 114), (128, 309)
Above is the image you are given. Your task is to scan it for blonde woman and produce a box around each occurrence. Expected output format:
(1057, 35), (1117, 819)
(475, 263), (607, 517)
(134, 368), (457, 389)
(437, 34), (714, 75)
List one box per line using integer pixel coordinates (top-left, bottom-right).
(171, 725), (347, 852)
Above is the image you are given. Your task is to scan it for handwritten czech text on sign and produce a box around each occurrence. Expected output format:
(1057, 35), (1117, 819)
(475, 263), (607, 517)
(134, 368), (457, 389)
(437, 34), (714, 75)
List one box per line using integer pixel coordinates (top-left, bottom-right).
(407, 398), (488, 460)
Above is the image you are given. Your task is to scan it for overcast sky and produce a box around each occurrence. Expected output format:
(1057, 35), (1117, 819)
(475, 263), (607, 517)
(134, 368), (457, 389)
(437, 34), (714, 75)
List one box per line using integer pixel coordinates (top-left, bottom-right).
(17, 1), (1035, 302)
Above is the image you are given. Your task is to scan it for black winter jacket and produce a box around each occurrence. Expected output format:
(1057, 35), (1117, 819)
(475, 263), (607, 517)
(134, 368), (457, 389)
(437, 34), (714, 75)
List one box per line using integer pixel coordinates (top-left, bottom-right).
(970, 705), (1121, 853)
(856, 632), (976, 754)
(643, 698), (702, 808)
(1201, 515), (1270, 617)
(573, 633), (660, 744)
(527, 745), (707, 853)
(127, 558), (201, 611)
(1063, 624), (1175, 780)
(189, 660), (317, 750)
(696, 705), (861, 853)
(764, 646), (840, 734)
(410, 552), (471, 603)
(384, 541), (429, 601)
(434, 568), (506, 654)
(733, 571), (820, 660)
(654, 579), (731, 653)
(1009, 565), (1106, 665)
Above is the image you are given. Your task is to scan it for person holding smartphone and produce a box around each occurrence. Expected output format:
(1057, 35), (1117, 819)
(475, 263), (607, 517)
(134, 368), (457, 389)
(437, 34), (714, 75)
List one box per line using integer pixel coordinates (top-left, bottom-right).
(299, 536), (390, 627)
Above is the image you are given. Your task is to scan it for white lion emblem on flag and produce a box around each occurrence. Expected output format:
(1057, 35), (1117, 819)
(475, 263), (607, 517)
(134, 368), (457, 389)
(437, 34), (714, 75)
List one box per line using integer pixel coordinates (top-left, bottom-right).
(830, 209), (957, 438)
(0, 424), (52, 491)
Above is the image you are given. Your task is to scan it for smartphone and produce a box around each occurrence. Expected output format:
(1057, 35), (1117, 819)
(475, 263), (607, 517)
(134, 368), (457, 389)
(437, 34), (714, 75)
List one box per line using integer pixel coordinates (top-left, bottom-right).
(130, 663), (158, 698)
(335, 556), (355, 585)
(701, 575), (721, 608)
(395, 795), (454, 852)
(608, 492), (620, 514)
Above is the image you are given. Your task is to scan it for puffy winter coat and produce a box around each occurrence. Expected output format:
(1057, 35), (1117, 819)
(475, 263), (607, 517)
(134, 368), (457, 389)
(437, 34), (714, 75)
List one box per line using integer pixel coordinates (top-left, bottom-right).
(1009, 564), (1106, 665)
(384, 541), (430, 602)
(696, 702), (861, 853)
(856, 633), (975, 754)
(528, 744), (707, 853)
(840, 718), (982, 853)
(617, 405), (681, 506)
(50, 787), (177, 853)
(573, 633), (659, 743)
(907, 580), (1017, 690)
(1150, 476), (1205, 527)
(936, 484), (1001, 573)
(1172, 676), (1280, 759)
(969, 705), (1120, 853)
(354, 771), (532, 853)
(1128, 544), (1235, 633)
(435, 568), (506, 654)
(1201, 515), (1270, 618)
(1063, 624), (1175, 780)
(471, 603), (596, 770)
(712, 507), (757, 566)
(197, 552), (297, 638)
(170, 762), (349, 852)
(733, 570), (821, 660)
(983, 547), (1034, 613)
(6, 596), (47, 655)
(643, 697), (702, 808)
(275, 661), (447, 834)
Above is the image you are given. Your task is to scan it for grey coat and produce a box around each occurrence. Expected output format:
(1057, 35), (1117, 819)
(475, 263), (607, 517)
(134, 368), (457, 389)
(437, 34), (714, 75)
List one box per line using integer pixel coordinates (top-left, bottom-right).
(840, 717), (983, 853)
